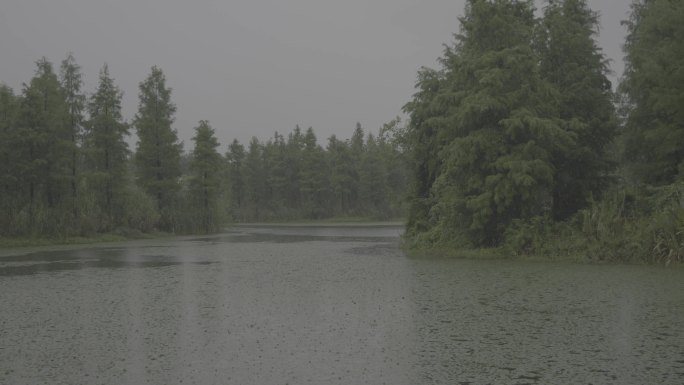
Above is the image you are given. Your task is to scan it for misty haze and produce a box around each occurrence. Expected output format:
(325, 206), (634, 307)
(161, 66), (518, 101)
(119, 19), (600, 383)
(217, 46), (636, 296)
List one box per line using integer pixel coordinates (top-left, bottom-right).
(2, 1), (684, 384)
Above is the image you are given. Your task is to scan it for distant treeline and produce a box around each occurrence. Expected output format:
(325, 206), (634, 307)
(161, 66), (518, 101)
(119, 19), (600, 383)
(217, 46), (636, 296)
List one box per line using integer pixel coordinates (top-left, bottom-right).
(0, 58), (408, 238)
(225, 122), (408, 222)
(401, 0), (684, 263)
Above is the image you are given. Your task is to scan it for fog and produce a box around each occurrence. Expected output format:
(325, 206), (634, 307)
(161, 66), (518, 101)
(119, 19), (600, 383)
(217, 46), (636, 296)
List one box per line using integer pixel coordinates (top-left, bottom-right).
(0, 0), (631, 149)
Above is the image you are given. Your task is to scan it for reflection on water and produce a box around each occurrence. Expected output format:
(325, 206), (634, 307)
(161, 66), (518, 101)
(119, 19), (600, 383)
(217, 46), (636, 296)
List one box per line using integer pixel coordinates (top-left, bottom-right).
(1, 224), (683, 384)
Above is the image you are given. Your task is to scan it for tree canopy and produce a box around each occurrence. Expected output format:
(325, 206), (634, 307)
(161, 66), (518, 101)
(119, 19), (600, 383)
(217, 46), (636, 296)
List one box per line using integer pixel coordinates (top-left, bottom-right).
(403, 0), (616, 248)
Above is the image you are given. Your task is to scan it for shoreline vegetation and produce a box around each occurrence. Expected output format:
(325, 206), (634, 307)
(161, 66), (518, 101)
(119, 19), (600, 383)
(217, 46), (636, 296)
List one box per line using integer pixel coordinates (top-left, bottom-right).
(399, 0), (684, 265)
(3, 1), (683, 266)
(0, 217), (405, 249)
(0, 59), (409, 241)
(0, 229), (165, 249)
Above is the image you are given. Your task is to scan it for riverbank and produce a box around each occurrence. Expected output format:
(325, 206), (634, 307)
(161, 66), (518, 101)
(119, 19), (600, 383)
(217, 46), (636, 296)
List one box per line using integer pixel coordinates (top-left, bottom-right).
(404, 246), (600, 265)
(0, 230), (168, 249)
(233, 219), (404, 228)
(0, 218), (406, 249)
(403, 240), (684, 266)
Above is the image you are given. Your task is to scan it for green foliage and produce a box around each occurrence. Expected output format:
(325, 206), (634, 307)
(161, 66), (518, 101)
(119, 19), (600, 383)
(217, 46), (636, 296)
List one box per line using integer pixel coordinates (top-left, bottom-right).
(17, 57), (76, 233)
(502, 185), (684, 265)
(300, 127), (330, 218)
(0, 84), (20, 234)
(620, 0), (684, 185)
(498, 0), (684, 265)
(182, 120), (223, 233)
(596, 185), (684, 264)
(83, 64), (130, 229)
(222, 123), (409, 222)
(133, 66), (182, 230)
(225, 139), (246, 221)
(60, 53), (86, 218)
(537, 0), (618, 219)
(402, 0), (619, 253)
(327, 135), (355, 215)
(359, 134), (389, 219)
(404, 0), (569, 247)
(121, 183), (161, 233)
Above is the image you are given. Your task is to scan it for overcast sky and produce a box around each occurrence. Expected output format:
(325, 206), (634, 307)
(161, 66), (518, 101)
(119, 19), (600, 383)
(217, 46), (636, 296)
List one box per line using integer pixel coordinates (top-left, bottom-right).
(0, 0), (631, 151)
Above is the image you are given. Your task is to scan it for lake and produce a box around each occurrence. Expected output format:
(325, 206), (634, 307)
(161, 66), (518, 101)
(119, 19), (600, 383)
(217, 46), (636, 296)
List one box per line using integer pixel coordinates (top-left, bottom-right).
(1, 224), (683, 384)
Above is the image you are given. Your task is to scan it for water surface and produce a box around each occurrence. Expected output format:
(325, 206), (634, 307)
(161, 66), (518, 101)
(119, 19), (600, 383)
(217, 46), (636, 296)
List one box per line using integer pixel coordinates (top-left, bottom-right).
(1, 224), (683, 384)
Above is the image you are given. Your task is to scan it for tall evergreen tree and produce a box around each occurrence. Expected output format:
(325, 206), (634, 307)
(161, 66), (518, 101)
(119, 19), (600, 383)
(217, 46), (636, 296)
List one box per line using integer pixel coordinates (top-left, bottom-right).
(18, 58), (72, 231)
(225, 139), (246, 220)
(59, 53), (85, 219)
(300, 127), (329, 218)
(620, 0), (684, 185)
(537, 0), (617, 219)
(133, 66), (182, 230)
(359, 133), (389, 218)
(0, 85), (20, 233)
(327, 135), (355, 215)
(349, 122), (365, 212)
(84, 64), (130, 229)
(402, 68), (445, 236)
(187, 120), (222, 233)
(378, 118), (410, 217)
(243, 137), (267, 220)
(284, 126), (305, 210)
(404, 0), (573, 247)
(265, 132), (290, 216)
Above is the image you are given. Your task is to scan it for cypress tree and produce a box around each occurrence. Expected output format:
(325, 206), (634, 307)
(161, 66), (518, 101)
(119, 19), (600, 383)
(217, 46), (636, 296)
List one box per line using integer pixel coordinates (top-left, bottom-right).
(0, 85), (20, 234)
(59, 53), (85, 220)
(404, 0), (573, 247)
(537, 0), (617, 219)
(187, 120), (222, 233)
(225, 139), (246, 221)
(244, 137), (266, 220)
(19, 58), (72, 232)
(327, 135), (355, 215)
(620, 0), (684, 185)
(133, 66), (182, 230)
(84, 64), (130, 229)
(359, 133), (389, 218)
(300, 127), (329, 218)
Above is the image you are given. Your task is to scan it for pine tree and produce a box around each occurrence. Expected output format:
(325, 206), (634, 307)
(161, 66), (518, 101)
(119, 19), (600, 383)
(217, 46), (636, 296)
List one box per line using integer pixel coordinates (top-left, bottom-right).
(378, 117), (410, 218)
(404, 0), (573, 247)
(284, 126), (305, 210)
(187, 120), (222, 233)
(264, 132), (290, 216)
(359, 133), (389, 218)
(327, 135), (355, 215)
(0, 85), (20, 233)
(537, 0), (617, 219)
(59, 53), (85, 220)
(620, 0), (684, 185)
(402, 68), (445, 236)
(225, 139), (246, 221)
(18, 58), (72, 232)
(84, 64), (130, 229)
(133, 66), (182, 230)
(349, 122), (365, 213)
(243, 137), (266, 220)
(300, 127), (329, 218)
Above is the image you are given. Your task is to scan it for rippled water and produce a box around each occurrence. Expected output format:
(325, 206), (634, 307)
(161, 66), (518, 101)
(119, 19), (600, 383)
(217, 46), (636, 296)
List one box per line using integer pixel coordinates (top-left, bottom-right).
(1, 224), (683, 384)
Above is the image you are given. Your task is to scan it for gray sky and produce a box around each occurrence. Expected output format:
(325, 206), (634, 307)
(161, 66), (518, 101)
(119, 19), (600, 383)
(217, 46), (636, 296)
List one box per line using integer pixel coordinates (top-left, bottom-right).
(0, 0), (631, 151)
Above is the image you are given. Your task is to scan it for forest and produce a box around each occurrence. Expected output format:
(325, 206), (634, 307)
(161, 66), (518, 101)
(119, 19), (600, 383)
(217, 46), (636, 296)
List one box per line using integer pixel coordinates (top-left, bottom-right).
(2, 0), (683, 265)
(0, 59), (408, 238)
(402, 0), (684, 263)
